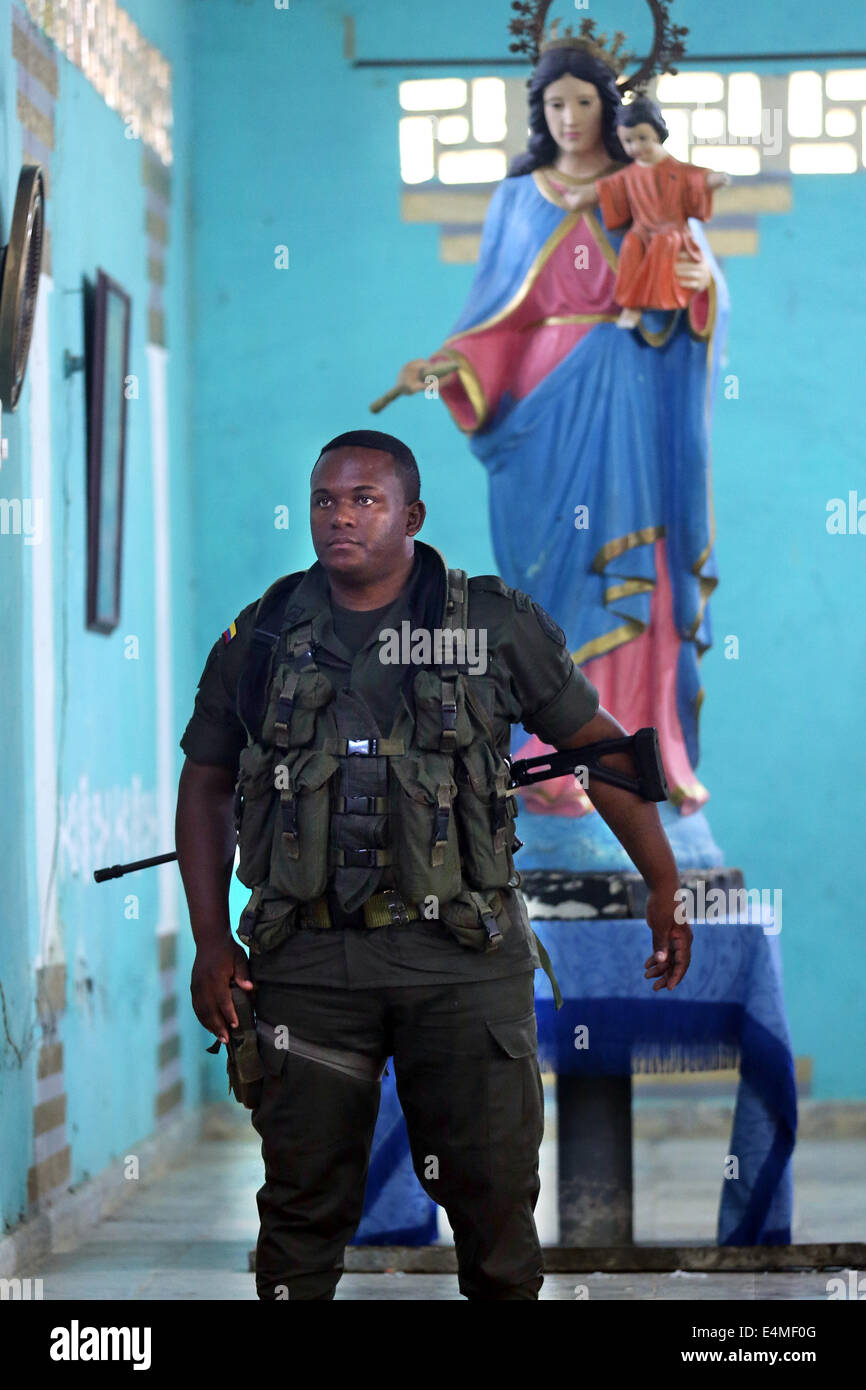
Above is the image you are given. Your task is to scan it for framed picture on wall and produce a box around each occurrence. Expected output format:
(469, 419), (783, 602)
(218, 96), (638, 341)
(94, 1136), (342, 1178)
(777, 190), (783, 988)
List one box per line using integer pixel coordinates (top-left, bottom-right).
(86, 268), (131, 634)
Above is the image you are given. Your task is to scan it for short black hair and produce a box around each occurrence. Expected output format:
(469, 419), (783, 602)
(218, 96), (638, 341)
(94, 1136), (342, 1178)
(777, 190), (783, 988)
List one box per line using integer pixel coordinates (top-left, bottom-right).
(314, 429), (421, 504)
(617, 96), (669, 143)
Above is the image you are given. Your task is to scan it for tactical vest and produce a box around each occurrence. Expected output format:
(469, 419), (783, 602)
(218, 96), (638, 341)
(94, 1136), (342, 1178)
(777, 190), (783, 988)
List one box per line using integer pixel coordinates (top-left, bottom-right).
(233, 566), (522, 957)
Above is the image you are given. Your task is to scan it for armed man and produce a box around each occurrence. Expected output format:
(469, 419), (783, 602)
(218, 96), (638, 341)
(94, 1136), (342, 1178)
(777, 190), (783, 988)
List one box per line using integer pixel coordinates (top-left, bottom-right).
(175, 428), (692, 1302)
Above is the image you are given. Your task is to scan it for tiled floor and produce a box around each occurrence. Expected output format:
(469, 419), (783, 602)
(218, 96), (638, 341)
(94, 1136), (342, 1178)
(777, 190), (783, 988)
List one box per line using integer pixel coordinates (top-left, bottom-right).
(19, 1096), (865, 1302)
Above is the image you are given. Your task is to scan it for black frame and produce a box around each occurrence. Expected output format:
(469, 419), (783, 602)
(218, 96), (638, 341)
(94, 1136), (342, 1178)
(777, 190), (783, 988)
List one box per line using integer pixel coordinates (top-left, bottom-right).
(85, 268), (132, 634)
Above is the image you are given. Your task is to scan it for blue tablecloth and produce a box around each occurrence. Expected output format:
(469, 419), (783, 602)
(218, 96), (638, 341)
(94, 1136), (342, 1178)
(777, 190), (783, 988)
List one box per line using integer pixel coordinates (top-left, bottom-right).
(532, 912), (796, 1245)
(354, 910), (796, 1247)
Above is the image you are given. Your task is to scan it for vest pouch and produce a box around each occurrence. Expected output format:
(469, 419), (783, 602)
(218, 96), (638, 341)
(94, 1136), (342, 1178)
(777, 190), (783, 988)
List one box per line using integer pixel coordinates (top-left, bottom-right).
(237, 886), (299, 955)
(265, 667), (334, 749)
(235, 743), (279, 889)
(454, 742), (518, 889)
(269, 748), (339, 901)
(389, 751), (463, 904)
(438, 887), (507, 952)
(411, 670), (474, 751)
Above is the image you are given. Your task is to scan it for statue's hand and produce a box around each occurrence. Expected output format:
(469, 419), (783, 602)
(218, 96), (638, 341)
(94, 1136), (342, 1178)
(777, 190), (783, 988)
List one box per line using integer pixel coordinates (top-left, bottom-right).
(674, 253), (712, 293)
(396, 359), (433, 395)
(562, 187), (595, 213)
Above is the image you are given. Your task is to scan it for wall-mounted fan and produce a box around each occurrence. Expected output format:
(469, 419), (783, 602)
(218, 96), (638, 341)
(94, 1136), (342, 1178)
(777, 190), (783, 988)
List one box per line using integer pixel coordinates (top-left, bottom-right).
(0, 165), (45, 411)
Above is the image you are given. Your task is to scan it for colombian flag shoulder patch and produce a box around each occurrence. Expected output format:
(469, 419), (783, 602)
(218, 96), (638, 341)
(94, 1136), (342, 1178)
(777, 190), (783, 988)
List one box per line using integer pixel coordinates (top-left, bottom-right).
(222, 620), (237, 644)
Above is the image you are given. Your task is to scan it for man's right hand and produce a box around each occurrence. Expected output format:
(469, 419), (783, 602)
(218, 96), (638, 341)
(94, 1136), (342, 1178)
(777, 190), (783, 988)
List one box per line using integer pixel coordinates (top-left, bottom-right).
(191, 935), (254, 1044)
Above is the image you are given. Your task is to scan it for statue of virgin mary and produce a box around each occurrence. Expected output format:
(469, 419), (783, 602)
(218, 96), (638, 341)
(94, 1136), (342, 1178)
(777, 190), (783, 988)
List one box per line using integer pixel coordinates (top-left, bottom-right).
(392, 6), (730, 869)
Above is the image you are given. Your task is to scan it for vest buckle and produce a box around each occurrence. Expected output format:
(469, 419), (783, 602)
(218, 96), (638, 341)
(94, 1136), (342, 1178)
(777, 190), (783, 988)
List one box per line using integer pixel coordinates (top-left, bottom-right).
(342, 794), (383, 815)
(341, 847), (380, 867)
(383, 889), (410, 925)
(347, 737), (375, 755)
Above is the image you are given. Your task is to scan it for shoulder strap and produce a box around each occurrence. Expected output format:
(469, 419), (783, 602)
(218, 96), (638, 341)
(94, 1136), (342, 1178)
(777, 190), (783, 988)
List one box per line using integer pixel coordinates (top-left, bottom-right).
(443, 567), (469, 634)
(435, 569), (469, 752)
(237, 571), (305, 741)
(469, 573), (511, 600)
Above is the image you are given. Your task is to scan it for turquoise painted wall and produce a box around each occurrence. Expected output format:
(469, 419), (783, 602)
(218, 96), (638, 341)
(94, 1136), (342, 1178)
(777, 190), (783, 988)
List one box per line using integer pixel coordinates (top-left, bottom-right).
(187, 0), (865, 1100)
(0, 0), (200, 1233)
(0, 5), (32, 1228)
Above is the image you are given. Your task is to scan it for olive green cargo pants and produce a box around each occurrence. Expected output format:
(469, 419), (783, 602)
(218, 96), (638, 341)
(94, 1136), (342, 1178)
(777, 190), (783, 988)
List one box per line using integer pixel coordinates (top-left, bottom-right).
(250, 971), (544, 1300)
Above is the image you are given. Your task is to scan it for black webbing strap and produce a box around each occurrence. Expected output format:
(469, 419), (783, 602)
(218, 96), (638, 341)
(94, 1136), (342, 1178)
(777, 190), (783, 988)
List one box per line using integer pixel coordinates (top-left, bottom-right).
(437, 569), (469, 752)
(274, 623), (316, 747)
(469, 890), (503, 947)
(236, 572), (305, 741)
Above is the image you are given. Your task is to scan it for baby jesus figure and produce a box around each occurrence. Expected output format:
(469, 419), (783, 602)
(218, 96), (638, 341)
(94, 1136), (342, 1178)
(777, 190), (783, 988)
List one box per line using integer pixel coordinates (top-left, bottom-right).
(564, 97), (730, 330)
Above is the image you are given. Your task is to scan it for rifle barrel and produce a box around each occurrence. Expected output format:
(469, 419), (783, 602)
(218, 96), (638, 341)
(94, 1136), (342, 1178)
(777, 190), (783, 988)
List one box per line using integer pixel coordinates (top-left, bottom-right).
(93, 851), (178, 883)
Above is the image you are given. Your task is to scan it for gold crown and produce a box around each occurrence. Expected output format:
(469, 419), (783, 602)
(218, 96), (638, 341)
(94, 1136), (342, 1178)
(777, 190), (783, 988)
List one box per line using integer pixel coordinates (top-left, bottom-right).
(539, 19), (632, 75)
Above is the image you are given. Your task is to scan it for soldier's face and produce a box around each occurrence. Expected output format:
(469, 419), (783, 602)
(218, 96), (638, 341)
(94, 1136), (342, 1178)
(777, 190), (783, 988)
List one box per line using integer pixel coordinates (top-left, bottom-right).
(310, 448), (423, 581)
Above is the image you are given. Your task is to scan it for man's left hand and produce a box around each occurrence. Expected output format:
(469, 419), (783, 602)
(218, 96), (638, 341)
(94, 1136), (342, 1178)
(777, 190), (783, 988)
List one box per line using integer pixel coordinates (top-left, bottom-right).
(644, 886), (693, 991)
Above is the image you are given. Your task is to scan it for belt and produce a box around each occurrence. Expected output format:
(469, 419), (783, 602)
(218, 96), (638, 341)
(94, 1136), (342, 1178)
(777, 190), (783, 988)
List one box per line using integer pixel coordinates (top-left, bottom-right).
(255, 1019), (388, 1084)
(298, 889), (421, 931)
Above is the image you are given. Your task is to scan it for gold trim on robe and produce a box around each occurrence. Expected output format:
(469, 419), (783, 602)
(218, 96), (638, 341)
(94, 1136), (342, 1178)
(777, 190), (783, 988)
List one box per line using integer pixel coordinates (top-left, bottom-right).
(592, 524), (666, 573)
(430, 348), (488, 433)
(572, 618), (646, 667)
(689, 268), (721, 644)
(442, 211), (580, 344)
(521, 312), (619, 331)
(532, 162), (624, 210)
(603, 578), (656, 603)
(688, 274), (718, 342)
(637, 311), (682, 348)
(582, 208), (620, 274)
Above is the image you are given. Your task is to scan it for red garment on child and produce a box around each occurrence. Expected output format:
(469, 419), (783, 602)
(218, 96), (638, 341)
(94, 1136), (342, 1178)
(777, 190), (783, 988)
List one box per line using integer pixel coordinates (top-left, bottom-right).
(596, 155), (714, 311)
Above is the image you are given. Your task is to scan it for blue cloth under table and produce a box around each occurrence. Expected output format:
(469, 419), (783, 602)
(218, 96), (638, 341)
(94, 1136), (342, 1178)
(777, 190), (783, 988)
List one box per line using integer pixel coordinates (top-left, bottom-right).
(532, 911), (796, 1245)
(352, 1065), (438, 1246)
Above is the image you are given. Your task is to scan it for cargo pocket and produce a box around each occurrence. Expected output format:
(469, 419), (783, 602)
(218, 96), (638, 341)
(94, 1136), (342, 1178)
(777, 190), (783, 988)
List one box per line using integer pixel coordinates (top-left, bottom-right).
(235, 743), (279, 889)
(237, 887), (299, 955)
(389, 751), (463, 904)
(485, 1010), (543, 1152)
(454, 742), (518, 889)
(265, 668), (334, 749)
(412, 670), (474, 751)
(439, 886), (507, 952)
(268, 748), (339, 901)
(486, 1010), (538, 1058)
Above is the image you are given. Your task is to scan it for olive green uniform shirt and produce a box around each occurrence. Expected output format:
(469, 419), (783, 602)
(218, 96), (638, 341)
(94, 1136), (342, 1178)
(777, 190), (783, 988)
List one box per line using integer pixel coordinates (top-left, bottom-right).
(180, 541), (599, 987)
